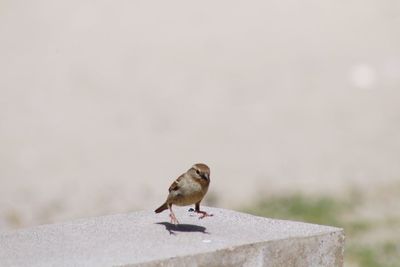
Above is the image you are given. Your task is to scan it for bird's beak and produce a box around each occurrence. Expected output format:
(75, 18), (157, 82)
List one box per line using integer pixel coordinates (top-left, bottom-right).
(202, 173), (209, 180)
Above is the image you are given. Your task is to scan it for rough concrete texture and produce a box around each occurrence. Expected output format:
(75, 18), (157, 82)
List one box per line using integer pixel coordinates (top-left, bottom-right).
(0, 207), (344, 267)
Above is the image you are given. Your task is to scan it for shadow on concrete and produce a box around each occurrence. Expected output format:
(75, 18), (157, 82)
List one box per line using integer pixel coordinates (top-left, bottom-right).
(156, 222), (209, 235)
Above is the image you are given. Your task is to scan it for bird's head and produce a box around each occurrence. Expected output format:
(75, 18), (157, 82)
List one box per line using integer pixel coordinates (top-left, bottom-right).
(190, 163), (210, 181)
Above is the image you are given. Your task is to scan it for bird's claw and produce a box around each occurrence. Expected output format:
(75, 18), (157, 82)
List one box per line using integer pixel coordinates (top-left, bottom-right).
(197, 211), (213, 219)
(169, 213), (179, 225)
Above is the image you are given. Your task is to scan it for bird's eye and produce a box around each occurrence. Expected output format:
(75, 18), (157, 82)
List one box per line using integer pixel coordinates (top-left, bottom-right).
(196, 170), (200, 175)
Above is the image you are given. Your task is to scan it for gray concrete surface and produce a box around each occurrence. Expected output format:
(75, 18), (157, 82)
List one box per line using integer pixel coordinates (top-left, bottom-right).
(0, 207), (344, 267)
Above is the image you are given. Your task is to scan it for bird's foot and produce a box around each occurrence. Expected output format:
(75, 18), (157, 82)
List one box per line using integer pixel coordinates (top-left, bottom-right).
(169, 213), (179, 225)
(196, 210), (213, 219)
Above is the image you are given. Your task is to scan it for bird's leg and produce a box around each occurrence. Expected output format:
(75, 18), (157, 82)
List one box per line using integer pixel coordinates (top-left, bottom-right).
(195, 202), (213, 219)
(168, 204), (179, 225)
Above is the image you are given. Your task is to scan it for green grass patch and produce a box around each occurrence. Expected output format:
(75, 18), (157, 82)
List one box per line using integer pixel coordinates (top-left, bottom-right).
(243, 194), (348, 226)
(242, 193), (400, 267)
(347, 242), (400, 267)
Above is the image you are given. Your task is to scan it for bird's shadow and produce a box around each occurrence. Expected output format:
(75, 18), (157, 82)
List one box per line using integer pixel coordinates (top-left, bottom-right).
(156, 222), (209, 235)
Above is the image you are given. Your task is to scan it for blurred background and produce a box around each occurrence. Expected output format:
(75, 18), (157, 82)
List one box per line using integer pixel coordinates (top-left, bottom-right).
(1, 1), (400, 266)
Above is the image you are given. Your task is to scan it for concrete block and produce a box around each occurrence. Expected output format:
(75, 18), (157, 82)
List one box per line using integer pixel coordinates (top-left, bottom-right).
(0, 207), (344, 266)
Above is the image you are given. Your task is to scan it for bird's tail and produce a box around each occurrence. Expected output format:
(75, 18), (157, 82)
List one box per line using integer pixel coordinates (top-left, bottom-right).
(155, 202), (168, 213)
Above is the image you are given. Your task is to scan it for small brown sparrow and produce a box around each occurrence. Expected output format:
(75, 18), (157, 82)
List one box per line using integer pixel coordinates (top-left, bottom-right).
(155, 163), (213, 224)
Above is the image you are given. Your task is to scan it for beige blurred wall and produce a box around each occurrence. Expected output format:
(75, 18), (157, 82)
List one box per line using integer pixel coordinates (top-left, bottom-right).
(1, 0), (400, 230)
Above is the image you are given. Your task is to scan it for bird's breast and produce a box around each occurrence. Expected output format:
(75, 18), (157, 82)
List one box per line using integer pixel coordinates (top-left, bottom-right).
(168, 177), (208, 206)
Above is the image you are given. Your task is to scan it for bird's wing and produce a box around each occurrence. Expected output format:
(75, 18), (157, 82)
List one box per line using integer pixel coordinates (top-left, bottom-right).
(168, 174), (184, 192)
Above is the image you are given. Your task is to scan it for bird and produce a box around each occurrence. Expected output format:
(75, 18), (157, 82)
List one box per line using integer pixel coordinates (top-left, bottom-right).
(155, 163), (213, 224)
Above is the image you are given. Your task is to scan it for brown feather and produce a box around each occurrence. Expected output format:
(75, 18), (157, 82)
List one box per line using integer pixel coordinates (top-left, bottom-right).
(168, 174), (184, 192)
(154, 202), (168, 213)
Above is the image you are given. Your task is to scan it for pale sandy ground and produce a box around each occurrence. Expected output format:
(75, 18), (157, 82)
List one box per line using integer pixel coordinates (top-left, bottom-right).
(1, 1), (400, 231)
